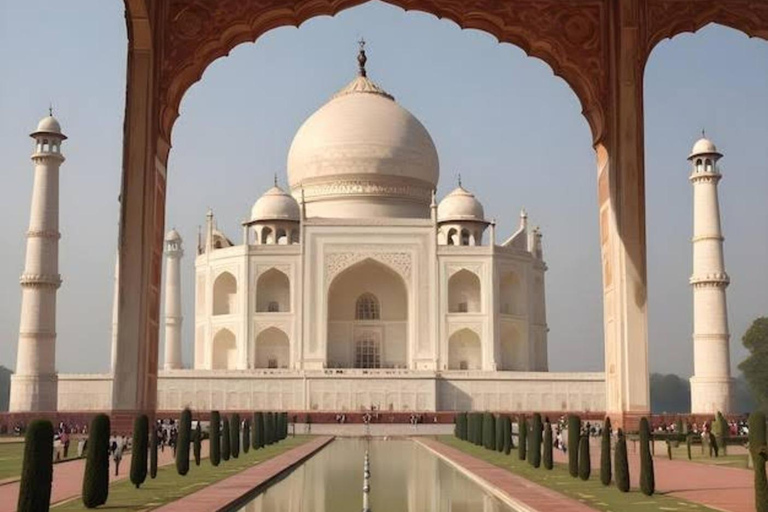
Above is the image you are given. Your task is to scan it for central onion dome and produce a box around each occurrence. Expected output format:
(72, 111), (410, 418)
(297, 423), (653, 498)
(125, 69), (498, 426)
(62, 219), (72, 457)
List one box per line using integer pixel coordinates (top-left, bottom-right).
(287, 43), (439, 218)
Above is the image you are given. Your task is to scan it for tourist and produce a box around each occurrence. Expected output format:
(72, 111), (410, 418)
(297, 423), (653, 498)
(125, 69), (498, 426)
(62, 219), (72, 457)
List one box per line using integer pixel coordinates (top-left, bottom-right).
(112, 436), (123, 476)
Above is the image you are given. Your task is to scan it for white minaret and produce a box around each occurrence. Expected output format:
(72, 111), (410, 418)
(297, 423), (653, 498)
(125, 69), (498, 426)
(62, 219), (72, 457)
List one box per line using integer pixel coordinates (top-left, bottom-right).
(9, 113), (66, 412)
(163, 229), (183, 369)
(688, 135), (732, 414)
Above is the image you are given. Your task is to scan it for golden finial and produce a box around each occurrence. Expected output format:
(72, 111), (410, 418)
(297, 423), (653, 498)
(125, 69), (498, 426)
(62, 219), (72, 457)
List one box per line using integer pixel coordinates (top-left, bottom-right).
(357, 38), (367, 77)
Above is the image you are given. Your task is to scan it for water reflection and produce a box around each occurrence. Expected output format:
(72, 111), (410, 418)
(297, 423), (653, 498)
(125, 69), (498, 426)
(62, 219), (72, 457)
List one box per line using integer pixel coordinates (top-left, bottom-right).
(239, 438), (516, 512)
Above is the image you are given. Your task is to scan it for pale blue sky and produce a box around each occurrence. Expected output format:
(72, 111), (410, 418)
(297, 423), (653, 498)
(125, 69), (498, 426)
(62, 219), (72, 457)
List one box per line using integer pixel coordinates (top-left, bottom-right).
(0, 1), (766, 375)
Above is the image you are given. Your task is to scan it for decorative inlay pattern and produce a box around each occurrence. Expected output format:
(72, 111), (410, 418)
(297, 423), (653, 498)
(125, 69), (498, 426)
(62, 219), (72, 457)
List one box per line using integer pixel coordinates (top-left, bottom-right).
(300, 178), (432, 203)
(325, 251), (412, 284)
(26, 230), (61, 240)
(446, 264), (482, 278)
(256, 264), (291, 277)
(19, 273), (62, 288)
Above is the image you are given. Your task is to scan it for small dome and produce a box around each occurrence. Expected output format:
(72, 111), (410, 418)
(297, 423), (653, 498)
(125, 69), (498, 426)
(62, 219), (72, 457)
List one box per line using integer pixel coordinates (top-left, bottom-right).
(165, 229), (182, 242)
(438, 186), (486, 222)
(250, 185), (300, 222)
(31, 115), (66, 139)
(689, 137), (722, 159)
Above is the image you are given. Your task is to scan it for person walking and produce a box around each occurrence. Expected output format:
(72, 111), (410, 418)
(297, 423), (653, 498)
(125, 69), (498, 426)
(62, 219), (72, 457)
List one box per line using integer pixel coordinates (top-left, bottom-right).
(112, 436), (124, 476)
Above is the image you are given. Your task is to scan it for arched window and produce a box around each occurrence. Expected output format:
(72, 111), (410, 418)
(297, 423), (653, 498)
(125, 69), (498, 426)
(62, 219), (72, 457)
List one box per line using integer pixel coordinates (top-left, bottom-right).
(261, 227), (273, 245)
(695, 159), (703, 173)
(212, 272), (237, 315)
(355, 336), (381, 369)
(461, 229), (470, 246)
(705, 159), (713, 173)
(448, 269), (481, 313)
(212, 328), (237, 370)
(355, 293), (380, 320)
(256, 268), (290, 313)
(276, 228), (288, 245)
(448, 328), (481, 370)
(446, 228), (458, 246)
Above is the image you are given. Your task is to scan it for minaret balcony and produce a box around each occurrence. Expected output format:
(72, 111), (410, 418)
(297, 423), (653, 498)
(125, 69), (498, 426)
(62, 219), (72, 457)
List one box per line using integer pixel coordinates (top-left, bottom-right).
(19, 273), (62, 288)
(689, 273), (730, 287)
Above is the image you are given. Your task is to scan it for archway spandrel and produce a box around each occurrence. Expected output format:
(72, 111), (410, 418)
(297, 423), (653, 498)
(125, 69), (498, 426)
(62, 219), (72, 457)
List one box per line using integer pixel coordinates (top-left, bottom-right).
(158, 0), (609, 145)
(645, 0), (768, 55)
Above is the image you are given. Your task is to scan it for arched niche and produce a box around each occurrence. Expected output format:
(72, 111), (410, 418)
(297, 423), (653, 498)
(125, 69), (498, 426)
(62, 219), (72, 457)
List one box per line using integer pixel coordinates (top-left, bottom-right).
(212, 272), (238, 315)
(448, 328), (481, 370)
(327, 258), (407, 369)
(499, 323), (524, 371)
(254, 327), (290, 369)
(212, 328), (237, 370)
(256, 268), (290, 313)
(499, 270), (523, 316)
(448, 269), (481, 313)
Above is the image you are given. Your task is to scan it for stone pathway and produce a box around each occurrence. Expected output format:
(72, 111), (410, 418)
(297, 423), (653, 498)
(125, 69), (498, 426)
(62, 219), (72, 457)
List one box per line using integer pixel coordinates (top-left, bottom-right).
(0, 442), (208, 511)
(551, 437), (754, 512)
(155, 436), (333, 512)
(417, 438), (598, 512)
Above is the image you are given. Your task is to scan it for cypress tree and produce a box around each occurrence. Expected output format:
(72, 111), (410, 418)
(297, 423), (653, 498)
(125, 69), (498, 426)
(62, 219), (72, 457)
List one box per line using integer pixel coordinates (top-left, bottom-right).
(82, 414), (110, 508)
(483, 412), (495, 450)
(639, 417), (655, 496)
(17, 419), (53, 512)
(130, 414), (149, 488)
(615, 428), (630, 492)
(283, 412), (289, 439)
(716, 412), (729, 456)
(502, 415), (512, 455)
(467, 413), (475, 443)
(265, 412), (274, 445)
(543, 418), (553, 470)
(458, 412), (468, 440)
(255, 412), (265, 449)
(221, 416), (231, 461)
(518, 416), (527, 461)
(454, 414), (460, 438)
(686, 432), (693, 460)
(176, 408), (192, 475)
(530, 413), (542, 468)
(578, 435), (591, 480)
(674, 418), (684, 448)
(150, 425), (158, 479)
(475, 413), (483, 446)
(496, 415), (504, 452)
(748, 411), (768, 512)
(243, 419), (250, 454)
(210, 411), (221, 466)
(600, 417), (612, 485)
(194, 422), (202, 466)
(567, 414), (581, 477)
(230, 413), (240, 458)
(252, 412), (260, 450)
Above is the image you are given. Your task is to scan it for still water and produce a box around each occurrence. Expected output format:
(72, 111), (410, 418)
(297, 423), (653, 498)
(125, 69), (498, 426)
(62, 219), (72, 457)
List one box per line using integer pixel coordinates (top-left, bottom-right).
(238, 438), (517, 512)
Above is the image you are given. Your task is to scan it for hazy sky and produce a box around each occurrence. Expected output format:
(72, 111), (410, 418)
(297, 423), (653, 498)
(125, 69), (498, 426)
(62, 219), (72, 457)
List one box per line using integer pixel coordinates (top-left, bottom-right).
(0, 1), (766, 376)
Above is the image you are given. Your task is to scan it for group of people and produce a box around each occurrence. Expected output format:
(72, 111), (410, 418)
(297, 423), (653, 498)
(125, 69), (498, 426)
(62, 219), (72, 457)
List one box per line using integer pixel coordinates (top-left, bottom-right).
(155, 418), (179, 455)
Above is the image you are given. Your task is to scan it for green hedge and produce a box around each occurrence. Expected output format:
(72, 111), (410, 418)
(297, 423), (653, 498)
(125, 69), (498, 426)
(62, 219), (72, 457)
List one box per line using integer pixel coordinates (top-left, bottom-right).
(639, 417), (655, 496)
(82, 414), (110, 507)
(265, 412), (274, 445)
(600, 417), (612, 485)
(483, 412), (495, 450)
(17, 419), (53, 512)
(194, 422), (202, 466)
(748, 411), (767, 512)
(578, 434), (591, 480)
(567, 414), (581, 477)
(231, 413), (240, 459)
(130, 415), (148, 488)
(502, 415), (512, 455)
(243, 419), (251, 454)
(495, 415), (504, 452)
(529, 413), (542, 468)
(543, 418), (553, 470)
(254, 412), (265, 449)
(615, 428), (630, 492)
(221, 416), (231, 461)
(176, 408), (192, 475)
(518, 416), (527, 461)
(210, 411), (221, 466)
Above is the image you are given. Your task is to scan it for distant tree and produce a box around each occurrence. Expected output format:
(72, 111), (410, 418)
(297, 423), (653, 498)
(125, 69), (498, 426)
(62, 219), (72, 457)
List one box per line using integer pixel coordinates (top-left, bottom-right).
(748, 411), (767, 512)
(600, 417), (612, 485)
(739, 317), (768, 412)
(221, 417), (231, 461)
(518, 416), (527, 461)
(176, 408), (191, 475)
(502, 416), (512, 455)
(542, 418), (553, 470)
(529, 414), (542, 468)
(194, 422), (202, 466)
(82, 414), (110, 507)
(496, 415), (504, 452)
(483, 412), (495, 450)
(615, 429), (630, 492)
(130, 415), (149, 488)
(567, 415), (581, 477)
(578, 435), (591, 480)
(17, 419), (53, 512)
(230, 413), (240, 458)
(243, 419), (250, 454)
(650, 373), (691, 413)
(210, 411), (221, 466)
(639, 417), (655, 496)
(0, 366), (12, 412)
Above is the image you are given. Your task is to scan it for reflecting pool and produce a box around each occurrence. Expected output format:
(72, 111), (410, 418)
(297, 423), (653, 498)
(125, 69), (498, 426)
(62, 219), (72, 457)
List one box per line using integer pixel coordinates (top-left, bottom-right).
(238, 438), (517, 512)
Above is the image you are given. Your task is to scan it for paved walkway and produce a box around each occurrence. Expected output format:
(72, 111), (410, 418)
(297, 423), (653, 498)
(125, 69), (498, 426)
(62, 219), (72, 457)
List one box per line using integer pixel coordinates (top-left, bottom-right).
(417, 438), (597, 512)
(0, 442), (209, 511)
(155, 436), (333, 512)
(298, 422), (452, 437)
(551, 437), (754, 512)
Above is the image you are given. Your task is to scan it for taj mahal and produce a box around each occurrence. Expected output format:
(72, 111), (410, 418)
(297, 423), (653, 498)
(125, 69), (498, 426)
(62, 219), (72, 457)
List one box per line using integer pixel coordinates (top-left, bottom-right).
(9, 45), (732, 418)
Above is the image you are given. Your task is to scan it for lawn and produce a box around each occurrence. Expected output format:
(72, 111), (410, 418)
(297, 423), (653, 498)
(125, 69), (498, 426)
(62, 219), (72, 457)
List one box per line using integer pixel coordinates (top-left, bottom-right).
(54, 436), (312, 511)
(0, 440), (81, 480)
(664, 444), (750, 469)
(437, 436), (719, 512)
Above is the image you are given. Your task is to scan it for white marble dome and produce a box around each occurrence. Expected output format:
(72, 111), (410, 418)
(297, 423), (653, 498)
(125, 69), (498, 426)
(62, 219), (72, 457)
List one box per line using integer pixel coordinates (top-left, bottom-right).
(287, 70), (439, 219)
(251, 185), (300, 222)
(438, 186), (485, 222)
(32, 115), (66, 139)
(689, 137), (722, 159)
(165, 228), (182, 241)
